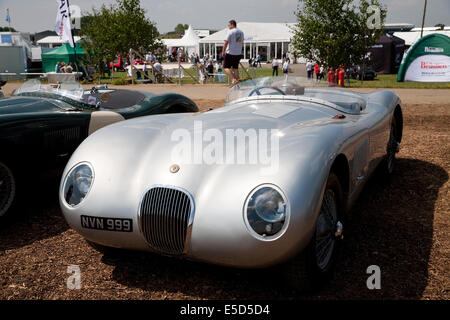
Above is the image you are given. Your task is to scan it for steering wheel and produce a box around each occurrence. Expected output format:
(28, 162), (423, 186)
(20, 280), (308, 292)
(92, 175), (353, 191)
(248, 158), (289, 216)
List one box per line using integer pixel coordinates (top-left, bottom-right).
(248, 86), (286, 97)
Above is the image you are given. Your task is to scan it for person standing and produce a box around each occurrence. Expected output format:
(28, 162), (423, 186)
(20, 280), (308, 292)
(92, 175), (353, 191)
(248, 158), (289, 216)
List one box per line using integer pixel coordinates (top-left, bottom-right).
(222, 20), (244, 86)
(314, 63), (320, 82)
(319, 65), (324, 82)
(306, 60), (312, 79)
(282, 58), (290, 77)
(272, 59), (279, 76)
(256, 54), (262, 68)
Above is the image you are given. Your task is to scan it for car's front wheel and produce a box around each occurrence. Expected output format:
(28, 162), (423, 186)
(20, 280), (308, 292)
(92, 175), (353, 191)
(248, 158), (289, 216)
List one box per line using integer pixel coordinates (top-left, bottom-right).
(0, 161), (17, 218)
(383, 117), (399, 175)
(284, 173), (344, 291)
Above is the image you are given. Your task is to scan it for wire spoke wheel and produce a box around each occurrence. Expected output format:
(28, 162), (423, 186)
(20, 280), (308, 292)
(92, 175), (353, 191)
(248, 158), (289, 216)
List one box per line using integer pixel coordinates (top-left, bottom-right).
(315, 189), (338, 271)
(386, 122), (398, 174)
(0, 162), (16, 217)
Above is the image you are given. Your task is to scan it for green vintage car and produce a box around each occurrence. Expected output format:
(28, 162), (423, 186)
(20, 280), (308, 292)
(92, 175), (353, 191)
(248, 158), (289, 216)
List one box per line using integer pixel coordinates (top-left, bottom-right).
(0, 80), (198, 218)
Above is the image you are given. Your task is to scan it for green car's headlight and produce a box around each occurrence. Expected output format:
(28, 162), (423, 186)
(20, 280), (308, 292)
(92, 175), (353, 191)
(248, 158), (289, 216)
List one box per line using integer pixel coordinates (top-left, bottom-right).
(244, 185), (289, 239)
(63, 163), (94, 207)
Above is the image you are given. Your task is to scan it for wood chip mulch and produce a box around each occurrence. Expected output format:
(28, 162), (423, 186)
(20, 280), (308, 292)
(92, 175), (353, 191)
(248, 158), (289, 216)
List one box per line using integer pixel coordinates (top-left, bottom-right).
(0, 100), (448, 300)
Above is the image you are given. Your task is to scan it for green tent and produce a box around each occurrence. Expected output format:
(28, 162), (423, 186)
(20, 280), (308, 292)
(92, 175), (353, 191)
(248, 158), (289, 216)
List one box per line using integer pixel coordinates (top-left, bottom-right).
(41, 43), (86, 73)
(397, 33), (450, 82)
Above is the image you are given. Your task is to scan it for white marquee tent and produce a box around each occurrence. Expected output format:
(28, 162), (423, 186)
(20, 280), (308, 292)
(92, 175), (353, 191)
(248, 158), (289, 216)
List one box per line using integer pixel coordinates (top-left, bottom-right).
(394, 27), (450, 47)
(199, 22), (295, 61)
(162, 25), (200, 56)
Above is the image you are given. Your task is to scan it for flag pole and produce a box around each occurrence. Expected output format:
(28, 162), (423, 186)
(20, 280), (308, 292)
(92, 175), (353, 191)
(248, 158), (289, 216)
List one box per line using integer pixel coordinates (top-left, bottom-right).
(420, 0), (427, 38)
(7, 9), (11, 32)
(66, 0), (79, 76)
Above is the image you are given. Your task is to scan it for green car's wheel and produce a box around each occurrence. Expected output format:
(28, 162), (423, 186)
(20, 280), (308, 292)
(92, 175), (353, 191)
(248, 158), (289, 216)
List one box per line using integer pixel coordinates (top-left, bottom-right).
(0, 161), (16, 218)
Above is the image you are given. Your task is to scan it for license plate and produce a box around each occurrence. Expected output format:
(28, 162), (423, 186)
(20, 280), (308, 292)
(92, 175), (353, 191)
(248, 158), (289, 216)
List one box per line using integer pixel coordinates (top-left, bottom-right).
(81, 215), (133, 232)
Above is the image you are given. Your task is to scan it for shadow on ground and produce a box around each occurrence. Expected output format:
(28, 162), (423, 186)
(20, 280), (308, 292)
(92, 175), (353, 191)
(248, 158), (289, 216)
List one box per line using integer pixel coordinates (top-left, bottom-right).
(101, 158), (447, 299)
(0, 170), (69, 251)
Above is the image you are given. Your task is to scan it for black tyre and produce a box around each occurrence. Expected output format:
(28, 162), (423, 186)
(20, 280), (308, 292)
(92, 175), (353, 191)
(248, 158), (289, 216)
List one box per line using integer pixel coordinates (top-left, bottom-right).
(383, 117), (399, 176)
(284, 173), (344, 291)
(0, 161), (17, 218)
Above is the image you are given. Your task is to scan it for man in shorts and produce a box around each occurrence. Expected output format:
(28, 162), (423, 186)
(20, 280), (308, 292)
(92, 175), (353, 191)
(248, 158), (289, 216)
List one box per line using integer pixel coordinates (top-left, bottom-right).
(222, 20), (244, 86)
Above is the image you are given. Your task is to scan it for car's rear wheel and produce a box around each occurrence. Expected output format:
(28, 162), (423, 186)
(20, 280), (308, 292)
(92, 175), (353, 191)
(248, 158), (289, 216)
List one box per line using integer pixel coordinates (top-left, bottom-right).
(284, 173), (344, 291)
(384, 118), (399, 175)
(0, 161), (16, 218)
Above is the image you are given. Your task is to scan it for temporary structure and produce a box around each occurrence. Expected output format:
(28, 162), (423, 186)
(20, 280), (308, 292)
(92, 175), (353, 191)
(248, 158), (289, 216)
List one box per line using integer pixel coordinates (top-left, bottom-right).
(394, 27), (450, 48)
(199, 22), (294, 61)
(41, 43), (86, 73)
(162, 25), (200, 56)
(397, 33), (450, 82)
(369, 33), (405, 74)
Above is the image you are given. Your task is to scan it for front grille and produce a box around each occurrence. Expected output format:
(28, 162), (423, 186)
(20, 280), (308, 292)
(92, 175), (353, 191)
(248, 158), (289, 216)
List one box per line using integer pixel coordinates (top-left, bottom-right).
(139, 187), (193, 255)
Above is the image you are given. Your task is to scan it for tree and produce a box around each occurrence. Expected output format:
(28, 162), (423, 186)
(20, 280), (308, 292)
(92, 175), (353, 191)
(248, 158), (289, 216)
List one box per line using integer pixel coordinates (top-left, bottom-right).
(80, 0), (161, 74)
(0, 27), (17, 32)
(291, 0), (386, 69)
(174, 23), (189, 34)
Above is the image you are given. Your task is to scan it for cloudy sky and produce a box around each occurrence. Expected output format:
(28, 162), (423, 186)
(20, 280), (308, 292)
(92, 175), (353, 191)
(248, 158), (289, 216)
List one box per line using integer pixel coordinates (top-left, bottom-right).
(0, 0), (449, 33)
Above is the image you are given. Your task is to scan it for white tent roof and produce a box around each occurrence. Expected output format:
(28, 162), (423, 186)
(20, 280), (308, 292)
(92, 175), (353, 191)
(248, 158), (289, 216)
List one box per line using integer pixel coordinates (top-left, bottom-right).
(200, 22), (295, 43)
(394, 30), (450, 46)
(37, 36), (81, 44)
(162, 25), (200, 48)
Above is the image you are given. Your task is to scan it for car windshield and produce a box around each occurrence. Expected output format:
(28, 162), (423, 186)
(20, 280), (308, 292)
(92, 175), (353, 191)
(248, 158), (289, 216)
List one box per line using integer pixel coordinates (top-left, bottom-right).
(15, 79), (84, 100)
(225, 76), (367, 113)
(13, 79), (100, 110)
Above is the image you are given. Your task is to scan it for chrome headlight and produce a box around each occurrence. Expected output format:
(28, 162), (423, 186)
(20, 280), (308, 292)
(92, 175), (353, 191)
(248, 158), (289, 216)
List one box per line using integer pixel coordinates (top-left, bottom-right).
(63, 163), (94, 207)
(244, 185), (289, 239)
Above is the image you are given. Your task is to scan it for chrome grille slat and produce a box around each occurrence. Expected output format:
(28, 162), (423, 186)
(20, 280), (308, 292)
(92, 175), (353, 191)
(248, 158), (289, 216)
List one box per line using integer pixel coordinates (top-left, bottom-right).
(139, 186), (193, 255)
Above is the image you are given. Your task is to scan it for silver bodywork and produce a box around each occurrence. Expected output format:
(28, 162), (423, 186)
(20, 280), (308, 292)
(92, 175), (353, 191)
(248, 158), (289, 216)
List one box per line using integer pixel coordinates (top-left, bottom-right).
(59, 80), (401, 268)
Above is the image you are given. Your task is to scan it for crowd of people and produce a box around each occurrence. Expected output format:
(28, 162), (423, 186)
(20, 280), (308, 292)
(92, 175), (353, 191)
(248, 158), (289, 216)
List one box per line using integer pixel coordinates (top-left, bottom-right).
(272, 55), (292, 77)
(306, 60), (348, 86)
(54, 62), (74, 73)
(81, 20), (352, 87)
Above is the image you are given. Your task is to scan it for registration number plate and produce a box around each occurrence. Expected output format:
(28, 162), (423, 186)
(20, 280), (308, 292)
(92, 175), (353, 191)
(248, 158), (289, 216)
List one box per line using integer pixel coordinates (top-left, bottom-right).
(81, 215), (133, 232)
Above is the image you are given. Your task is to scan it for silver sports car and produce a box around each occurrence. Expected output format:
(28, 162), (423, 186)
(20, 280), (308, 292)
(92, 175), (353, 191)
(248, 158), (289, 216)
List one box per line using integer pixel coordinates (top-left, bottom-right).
(59, 77), (403, 290)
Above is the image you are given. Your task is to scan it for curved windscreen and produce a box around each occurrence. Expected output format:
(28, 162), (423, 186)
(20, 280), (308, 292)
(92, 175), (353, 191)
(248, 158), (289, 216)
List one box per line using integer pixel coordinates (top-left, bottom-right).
(12, 80), (139, 110)
(225, 76), (366, 113)
(15, 79), (84, 101)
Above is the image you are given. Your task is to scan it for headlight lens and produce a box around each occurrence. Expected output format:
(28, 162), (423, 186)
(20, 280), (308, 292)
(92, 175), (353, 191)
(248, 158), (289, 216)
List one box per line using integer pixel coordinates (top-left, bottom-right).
(245, 185), (288, 239)
(63, 163), (94, 207)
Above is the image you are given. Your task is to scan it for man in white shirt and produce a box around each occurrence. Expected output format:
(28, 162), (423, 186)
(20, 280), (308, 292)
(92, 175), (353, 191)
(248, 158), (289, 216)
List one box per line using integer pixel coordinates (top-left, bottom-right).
(222, 20), (244, 85)
(153, 60), (163, 83)
(306, 60), (313, 79)
(272, 59), (279, 76)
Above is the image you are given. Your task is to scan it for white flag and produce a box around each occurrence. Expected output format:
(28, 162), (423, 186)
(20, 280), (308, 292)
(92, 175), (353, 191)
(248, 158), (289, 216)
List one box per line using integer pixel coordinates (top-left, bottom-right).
(55, 0), (74, 47)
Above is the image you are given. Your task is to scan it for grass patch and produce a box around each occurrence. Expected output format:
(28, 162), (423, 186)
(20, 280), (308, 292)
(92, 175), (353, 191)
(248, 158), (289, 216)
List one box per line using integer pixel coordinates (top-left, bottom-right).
(347, 74), (450, 89)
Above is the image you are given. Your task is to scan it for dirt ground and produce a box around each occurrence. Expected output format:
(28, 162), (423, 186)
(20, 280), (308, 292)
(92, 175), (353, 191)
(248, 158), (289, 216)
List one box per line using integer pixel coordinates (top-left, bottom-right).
(0, 86), (449, 300)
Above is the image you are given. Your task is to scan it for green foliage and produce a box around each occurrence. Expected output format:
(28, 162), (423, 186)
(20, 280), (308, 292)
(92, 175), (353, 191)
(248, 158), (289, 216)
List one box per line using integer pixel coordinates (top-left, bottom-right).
(80, 0), (161, 74)
(174, 23), (189, 34)
(111, 78), (128, 85)
(291, 0), (386, 68)
(0, 27), (17, 32)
